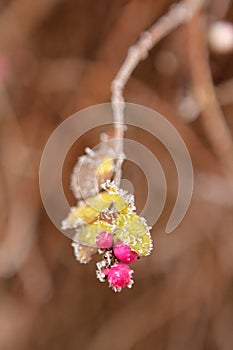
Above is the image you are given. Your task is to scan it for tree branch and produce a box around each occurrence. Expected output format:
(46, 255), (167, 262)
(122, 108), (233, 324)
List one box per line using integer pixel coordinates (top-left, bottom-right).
(111, 0), (207, 185)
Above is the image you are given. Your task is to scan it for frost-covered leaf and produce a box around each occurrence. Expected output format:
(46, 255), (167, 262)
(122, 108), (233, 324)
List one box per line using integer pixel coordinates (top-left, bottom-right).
(86, 191), (130, 213)
(61, 185), (132, 231)
(96, 155), (114, 178)
(76, 220), (113, 246)
(61, 201), (99, 229)
(71, 136), (117, 200)
(114, 214), (152, 256)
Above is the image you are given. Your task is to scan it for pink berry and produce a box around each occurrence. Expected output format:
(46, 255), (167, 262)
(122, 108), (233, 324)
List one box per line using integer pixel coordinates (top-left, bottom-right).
(107, 263), (134, 291)
(96, 231), (114, 249)
(103, 268), (109, 276)
(113, 241), (139, 264)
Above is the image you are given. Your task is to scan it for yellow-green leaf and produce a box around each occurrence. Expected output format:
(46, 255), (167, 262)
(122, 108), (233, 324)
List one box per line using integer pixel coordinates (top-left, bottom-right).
(115, 214), (152, 256)
(96, 155), (114, 178)
(86, 192), (129, 213)
(77, 220), (113, 246)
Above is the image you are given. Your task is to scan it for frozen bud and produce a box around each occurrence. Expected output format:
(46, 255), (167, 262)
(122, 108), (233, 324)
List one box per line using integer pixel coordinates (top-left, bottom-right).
(96, 231), (114, 249)
(208, 21), (233, 54)
(113, 241), (138, 264)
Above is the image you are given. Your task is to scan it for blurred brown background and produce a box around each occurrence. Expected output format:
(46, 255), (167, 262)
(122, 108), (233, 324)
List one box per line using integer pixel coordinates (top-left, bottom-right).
(0, 0), (233, 349)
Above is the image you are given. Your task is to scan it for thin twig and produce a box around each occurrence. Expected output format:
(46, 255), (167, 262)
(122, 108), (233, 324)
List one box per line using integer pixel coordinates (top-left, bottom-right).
(111, 0), (207, 185)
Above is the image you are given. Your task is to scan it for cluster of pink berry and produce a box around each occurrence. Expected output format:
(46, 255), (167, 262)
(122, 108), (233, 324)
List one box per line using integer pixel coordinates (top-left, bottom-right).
(96, 231), (139, 292)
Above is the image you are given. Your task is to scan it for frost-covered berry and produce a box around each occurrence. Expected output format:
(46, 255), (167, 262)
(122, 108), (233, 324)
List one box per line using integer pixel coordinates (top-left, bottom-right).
(113, 241), (138, 264)
(96, 231), (114, 249)
(105, 263), (134, 291)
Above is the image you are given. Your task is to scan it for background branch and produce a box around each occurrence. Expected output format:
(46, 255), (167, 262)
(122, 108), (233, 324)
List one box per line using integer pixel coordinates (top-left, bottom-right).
(187, 10), (233, 177)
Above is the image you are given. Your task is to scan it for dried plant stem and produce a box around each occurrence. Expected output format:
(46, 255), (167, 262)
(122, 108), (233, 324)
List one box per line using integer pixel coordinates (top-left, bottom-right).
(187, 13), (233, 177)
(111, 0), (206, 185)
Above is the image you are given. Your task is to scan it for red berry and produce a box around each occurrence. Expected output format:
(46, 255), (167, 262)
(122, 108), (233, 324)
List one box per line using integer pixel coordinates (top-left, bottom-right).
(107, 263), (134, 291)
(113, 241), (138, 264)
